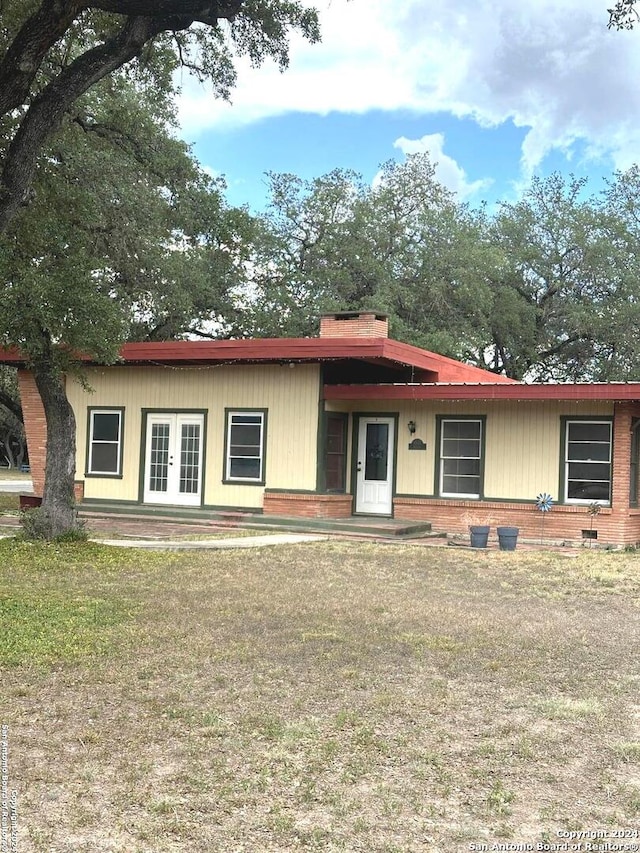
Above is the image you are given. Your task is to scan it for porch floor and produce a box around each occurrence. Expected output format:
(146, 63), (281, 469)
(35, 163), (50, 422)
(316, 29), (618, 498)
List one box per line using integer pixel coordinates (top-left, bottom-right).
(76, 501), (440, 541)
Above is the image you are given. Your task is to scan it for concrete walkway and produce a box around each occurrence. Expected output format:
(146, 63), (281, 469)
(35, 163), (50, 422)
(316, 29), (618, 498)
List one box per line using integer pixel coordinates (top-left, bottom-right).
(94, 533), (327, 550)
(0, 478), (33, 493)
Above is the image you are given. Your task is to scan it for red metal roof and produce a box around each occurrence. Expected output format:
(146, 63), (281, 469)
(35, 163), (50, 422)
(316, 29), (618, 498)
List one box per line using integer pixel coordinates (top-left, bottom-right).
(324, 382), (640, 402)
(115, 337), (514, 383)
(0, 337), (514, 384)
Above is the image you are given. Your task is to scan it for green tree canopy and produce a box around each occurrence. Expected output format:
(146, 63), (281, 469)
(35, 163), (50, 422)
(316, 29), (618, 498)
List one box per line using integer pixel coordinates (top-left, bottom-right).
(0, 0), (321, 538)
(233, 154), (494, 358)
(0, 1), (319, 231)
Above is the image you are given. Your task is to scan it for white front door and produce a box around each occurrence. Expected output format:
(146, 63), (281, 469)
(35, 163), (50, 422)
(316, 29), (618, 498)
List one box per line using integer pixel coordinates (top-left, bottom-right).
(355, 416), (395, 515)
(143, 414), (204, 506)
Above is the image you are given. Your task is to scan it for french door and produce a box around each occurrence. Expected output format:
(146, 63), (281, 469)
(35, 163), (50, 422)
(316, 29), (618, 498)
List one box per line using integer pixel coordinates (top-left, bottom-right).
(143, 413), (204, 506)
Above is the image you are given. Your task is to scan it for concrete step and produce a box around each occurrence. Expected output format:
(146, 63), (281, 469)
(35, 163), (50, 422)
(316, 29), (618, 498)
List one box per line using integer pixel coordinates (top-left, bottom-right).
(77, 501), (437, 540)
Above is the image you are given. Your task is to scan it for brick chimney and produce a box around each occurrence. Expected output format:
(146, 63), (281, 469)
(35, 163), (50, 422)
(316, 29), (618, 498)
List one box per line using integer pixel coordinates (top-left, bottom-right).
(319, 311), (389, 339)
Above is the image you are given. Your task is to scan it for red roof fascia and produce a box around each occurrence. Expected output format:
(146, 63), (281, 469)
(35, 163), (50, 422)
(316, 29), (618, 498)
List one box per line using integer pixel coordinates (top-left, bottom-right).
(0, 338), (515, 384)
(116, 337), (511, 383)
(324, 383), (640, 402)
(118, 337), (440, 367)
(118, 337), (387, 363)
(380, 340), (516, 383)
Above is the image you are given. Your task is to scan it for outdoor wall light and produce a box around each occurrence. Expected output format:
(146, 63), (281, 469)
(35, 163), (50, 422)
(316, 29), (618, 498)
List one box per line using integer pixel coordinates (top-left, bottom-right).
(407, 420), (416, 434)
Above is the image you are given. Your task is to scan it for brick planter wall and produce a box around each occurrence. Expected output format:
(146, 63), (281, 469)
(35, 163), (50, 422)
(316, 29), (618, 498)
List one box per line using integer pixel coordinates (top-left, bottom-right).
(263, 492), (353, 518)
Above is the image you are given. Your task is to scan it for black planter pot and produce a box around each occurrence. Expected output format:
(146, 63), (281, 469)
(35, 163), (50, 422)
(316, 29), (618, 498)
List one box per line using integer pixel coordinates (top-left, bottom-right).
(497, 526), (519, 551)
(469, 525), (490, 548)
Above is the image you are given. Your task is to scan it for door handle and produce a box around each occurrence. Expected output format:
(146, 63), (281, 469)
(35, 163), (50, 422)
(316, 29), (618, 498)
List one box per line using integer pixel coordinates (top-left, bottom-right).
(357, 462), (362, 472)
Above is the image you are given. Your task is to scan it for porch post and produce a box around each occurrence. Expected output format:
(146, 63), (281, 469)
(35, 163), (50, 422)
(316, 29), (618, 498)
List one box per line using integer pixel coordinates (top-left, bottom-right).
(611, 402), (633, 543)
(17, 369), (46, 496)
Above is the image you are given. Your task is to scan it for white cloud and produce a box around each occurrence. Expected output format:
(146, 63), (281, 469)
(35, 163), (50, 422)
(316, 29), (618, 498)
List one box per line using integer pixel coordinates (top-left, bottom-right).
(177, 0), (640, 175)
(393, 134), (492, 199)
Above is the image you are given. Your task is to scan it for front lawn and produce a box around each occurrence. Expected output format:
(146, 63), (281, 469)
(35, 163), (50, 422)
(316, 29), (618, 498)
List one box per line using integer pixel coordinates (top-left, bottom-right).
(2, 540), (640, 851)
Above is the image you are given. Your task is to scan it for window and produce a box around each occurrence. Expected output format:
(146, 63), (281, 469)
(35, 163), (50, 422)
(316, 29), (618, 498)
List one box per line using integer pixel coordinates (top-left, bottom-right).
(87, 409), (123, 476)
(225, 410), (266, 483)
(563, 419), (612, 504)
(325, 414), (348, 492)
(438, 418), (483, 498)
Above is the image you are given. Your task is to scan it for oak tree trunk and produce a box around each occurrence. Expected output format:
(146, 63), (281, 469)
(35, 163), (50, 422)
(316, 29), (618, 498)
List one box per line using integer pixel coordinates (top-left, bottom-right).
(32, 363), (78, 538)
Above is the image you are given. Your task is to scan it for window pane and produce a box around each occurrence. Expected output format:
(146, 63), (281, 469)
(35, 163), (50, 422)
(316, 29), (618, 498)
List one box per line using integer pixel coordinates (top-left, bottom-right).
(568, 461), (610, 481)
(230, 457), (260, 479)
(232, 414), (262, 425)
(231, 424), (261, 446)
(90, 443), (118, 473)
(326, 458), (344, 491)
(325, 416), (346, 492)
(364, 423), (388, 481)
(443, 458), (480, 476)
(443, 475), (480, 496)
(443, 421), (480, 440)
(93, 412), (120, 442)
(230, 444), (260, 457)
(442, 438), (480, 458)
(568, 481), (610, 501)
(568, 442), (610, 462)
(180, 424), (200, 494)
(327, 433), (343, 453)
(569, 422), (611, 442)
(149, 423), (170, 491)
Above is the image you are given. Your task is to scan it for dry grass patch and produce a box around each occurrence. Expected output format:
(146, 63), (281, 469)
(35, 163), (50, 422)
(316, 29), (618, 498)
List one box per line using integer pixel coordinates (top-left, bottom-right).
(2, 541), (640, 851)
(0, 492), (19, 512)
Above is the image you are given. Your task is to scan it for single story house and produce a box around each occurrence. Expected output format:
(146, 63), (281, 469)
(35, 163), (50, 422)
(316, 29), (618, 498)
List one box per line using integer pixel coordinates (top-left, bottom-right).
(7, 311), (640, 546)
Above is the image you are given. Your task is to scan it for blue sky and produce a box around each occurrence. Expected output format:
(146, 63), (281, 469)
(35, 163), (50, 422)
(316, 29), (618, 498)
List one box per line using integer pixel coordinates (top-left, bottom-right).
(175, 0), (639, 213)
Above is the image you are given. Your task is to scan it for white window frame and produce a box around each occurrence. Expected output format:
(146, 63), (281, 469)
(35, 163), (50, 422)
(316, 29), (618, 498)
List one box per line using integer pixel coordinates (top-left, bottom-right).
(564, 419), (612, 505)
(439, 418), (483, 499)
(87, 409), (123, 477)
(225, 410), (266, 484)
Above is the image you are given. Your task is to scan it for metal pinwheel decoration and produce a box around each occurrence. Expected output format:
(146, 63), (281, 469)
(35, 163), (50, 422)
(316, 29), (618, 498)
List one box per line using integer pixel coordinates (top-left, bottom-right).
(536, 493), (554, 513)
(587, 501), (601, 547)
(535, 492), (554, 543)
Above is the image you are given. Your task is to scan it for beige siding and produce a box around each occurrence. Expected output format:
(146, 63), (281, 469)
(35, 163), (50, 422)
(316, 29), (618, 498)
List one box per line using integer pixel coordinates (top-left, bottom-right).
(325, 399), (431, 496)
(326, 398), (615, 500)
(69, 364), (320, 507)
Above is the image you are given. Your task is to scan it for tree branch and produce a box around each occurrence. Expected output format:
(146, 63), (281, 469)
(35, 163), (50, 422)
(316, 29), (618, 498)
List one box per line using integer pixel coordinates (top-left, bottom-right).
(0, 388), (23, 422)
(0, 0), (87, 118)
(608, 0), (640, 29)
(0, 15), (169, 231)
(90, 1), (244, 26)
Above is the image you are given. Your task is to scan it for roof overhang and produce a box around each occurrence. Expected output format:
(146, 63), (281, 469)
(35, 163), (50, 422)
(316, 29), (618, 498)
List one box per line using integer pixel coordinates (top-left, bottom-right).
(0, 338), (515, 384)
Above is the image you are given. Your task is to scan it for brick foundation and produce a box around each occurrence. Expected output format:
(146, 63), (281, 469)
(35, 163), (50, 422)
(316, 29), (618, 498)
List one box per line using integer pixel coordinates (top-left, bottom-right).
(263, 492), (353, 518)
(393, 497), (629, 545)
